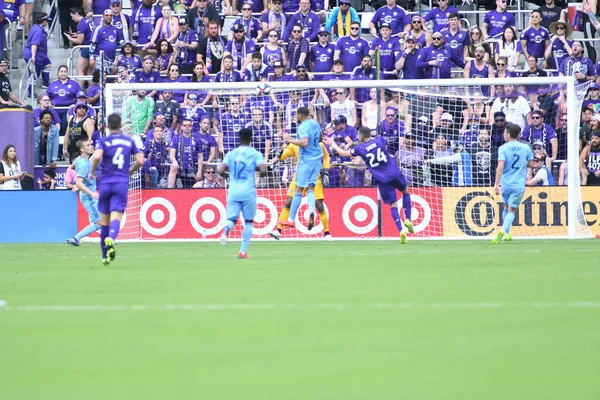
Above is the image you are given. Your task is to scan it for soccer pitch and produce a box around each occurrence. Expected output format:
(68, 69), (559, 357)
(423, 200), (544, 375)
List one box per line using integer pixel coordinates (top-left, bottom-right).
(1, 240), (599, 399)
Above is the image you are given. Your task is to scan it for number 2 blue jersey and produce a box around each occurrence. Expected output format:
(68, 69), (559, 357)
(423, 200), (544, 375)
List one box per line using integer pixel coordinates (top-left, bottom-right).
(223, 145), (264, 201)
(297, 118), (323, 161)
(498, 140), (534, 191)
(97, 133), (141, 184)
(351, 136), (399, 183)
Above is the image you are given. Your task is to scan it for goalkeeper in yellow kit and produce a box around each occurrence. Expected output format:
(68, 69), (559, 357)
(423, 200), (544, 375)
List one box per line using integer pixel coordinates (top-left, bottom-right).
(269, 141), (331, 239)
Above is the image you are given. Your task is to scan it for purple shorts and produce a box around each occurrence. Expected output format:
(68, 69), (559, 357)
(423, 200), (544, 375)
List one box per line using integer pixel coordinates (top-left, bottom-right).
(378, 176), (407, 205)
(98, 182), (129, 214)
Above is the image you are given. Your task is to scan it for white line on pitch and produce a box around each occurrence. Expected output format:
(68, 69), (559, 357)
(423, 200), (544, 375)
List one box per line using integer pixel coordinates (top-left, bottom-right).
(1, 302), (600, 312)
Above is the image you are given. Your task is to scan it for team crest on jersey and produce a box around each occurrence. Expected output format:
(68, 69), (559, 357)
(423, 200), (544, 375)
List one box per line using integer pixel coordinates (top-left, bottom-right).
(502, 16), (506, 20)
(393, 12), (397, 16)
(67, 84), (71, 89)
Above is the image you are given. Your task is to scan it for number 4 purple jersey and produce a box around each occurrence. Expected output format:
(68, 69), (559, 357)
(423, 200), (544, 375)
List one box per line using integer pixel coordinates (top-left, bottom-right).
(97, 133), (142, 184)
(350, 136), (401, 183)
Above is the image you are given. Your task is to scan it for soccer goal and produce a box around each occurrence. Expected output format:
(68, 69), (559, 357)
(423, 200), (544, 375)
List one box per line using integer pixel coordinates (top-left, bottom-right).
(102, 76), (594, 241)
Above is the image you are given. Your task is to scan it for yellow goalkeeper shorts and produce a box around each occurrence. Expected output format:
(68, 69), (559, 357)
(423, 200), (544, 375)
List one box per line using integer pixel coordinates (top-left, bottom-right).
(287, 175), (325, 200)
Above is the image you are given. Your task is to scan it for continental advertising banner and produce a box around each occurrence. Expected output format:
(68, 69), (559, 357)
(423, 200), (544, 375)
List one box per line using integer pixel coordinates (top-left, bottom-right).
(443, 187), (600, 237)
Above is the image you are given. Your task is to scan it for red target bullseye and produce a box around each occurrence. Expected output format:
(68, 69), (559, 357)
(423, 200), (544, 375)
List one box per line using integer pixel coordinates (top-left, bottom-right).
(342, 195), (378, 234)
(140, 197), (177, 236)
(189, 198), (226, 236)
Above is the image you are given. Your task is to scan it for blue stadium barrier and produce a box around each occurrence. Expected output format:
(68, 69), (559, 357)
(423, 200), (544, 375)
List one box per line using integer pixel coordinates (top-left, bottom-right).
(0, 191), (77, 243)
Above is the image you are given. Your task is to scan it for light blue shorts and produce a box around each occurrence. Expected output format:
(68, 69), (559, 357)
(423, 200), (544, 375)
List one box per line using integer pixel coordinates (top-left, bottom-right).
(294, 158), (322, 188)
(80, 194), (100, 224)
(226, 197), (257, 222)
(502, 189), (524, 209)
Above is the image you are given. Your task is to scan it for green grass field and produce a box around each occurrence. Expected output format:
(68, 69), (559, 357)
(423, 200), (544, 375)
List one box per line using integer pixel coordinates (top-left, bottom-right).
(1, 240), (599, 399)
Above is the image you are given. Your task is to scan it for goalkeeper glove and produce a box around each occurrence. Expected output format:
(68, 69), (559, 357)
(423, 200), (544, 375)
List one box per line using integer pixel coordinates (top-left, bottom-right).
(322, 170), (329, 188)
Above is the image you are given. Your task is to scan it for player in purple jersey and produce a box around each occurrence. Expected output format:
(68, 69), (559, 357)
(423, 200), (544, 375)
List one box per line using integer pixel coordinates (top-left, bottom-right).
(326, 126), (415, 242)
(90, 114), (144, 265)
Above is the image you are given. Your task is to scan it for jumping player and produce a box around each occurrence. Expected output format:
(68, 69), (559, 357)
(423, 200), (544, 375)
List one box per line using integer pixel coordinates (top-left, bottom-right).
(325, 126), (414, 242)
(90, 113), (144, 265)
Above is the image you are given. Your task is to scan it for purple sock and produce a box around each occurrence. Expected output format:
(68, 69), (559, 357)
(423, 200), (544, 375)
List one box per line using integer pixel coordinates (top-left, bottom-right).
(390, 207), (404, 233)
(402, 193), (412, 221)
(100, 225), (109, 258)
(109, 219), (121, 240)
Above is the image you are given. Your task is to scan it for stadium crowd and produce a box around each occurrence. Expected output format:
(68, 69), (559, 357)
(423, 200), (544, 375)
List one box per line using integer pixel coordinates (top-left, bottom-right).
(1, 0), (600, 190)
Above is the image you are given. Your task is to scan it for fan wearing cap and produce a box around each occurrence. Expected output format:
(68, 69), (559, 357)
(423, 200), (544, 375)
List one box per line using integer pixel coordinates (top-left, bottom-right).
(440, 13), (470, 69)
(522, 109), (558, 169)
(64, 102), (95, 160)
(261, 0), (287, 38)
(482, 0), (516, 40)
(416, 32), (453, 79)
(580, 131), (600, 186)
(546, 21), (573, 70)
(334, 21), (370, 72)
(23, 13), (52, 93)
(583, 83), (600, 111)
(424, 0), (459, 33)
(67, 91), (96, 120)
(330, 116), (358, 156)
(89, 9), (124, 73)
(109, 1), (132, 42)
(370, 22), (400, 75)
(224, 23), (257, 71)
(369, 0), (411, 37)
(395, 34), (423, 80)
(174, 17), (199, 75)
(281, 0), (320, 42)
(229, 2), (263, 41)
(65, 7), (94, 84)
(526, 154), (554, 186)
(324, 0), (359, 39)
(309, 27), (335, 73)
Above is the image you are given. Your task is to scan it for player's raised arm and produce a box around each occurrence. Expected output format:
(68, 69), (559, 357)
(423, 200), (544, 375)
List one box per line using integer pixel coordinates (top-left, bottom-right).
(324, 136), (352, 158)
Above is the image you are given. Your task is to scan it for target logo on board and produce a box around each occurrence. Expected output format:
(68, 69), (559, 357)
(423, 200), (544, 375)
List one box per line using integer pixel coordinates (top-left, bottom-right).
(401, 194), (432, 233)
(140, 197), (177, 236)
(292, 197), (328, 235)
(189, 198), (226, 236)
(253, 197), (278, 236)
(342, 195), (378, 234)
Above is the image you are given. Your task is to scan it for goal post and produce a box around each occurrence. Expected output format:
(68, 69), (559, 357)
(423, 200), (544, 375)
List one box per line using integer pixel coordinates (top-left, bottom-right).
(100, 76), (594, 241)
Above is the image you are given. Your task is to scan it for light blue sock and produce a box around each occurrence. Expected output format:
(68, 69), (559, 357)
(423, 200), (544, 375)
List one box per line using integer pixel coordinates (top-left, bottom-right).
(240, 222), (253, 253)
(223, 219), (235, 236)
(306, 189), (316, 214)
(502, 208), (510, 233)
(502, 211), (515, 233)
(289, 192), (303, 221)
(75, 223), (100, 241)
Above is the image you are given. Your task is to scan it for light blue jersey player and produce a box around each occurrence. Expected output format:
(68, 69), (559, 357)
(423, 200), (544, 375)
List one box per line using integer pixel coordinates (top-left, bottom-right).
(493, 122), (534, 243)
(218, 128), (267, 259)
(282, 106), (324, 230)
(67, 139), (100, 246)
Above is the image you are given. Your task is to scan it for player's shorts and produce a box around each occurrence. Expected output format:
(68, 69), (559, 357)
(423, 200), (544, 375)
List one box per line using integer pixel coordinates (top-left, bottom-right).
(502, 189), (525, 209)
(294, 158), (322, 188)
(80, 194), (100, 224)
(287, 175), (324, 200)
(378, 176), (408, 205)
(226, 197), (257, 222)
(98, 182), (129, 214)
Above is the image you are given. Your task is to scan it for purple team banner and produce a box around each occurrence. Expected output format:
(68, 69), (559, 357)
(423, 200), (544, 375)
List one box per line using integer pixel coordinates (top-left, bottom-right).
(0, 109), (35, 174)
(33, 166), (69, 190)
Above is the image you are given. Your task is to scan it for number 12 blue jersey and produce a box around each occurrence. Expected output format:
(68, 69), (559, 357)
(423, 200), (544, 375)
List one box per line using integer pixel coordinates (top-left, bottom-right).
(223, 145), (264, 201)
(498, 141), (533, 191)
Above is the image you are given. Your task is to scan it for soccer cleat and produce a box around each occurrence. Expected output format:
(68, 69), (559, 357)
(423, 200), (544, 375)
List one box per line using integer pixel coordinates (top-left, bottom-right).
(269, 230), (281, 240)
(491, 230), (505, 244)
(282, 219), (295, 227)
(238, 251), (248, 259)
(323, 231), (332, 240)
(66, 238), (79, 247)
(504, 233), (513, 241)
(104, 237), (116, 261)
(400, 231), (407, 244)
(307, 212), (315, 230)
(403, 220), (415, 234)
(220, 233), (227, 246)
(102, 258), (109, 266)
